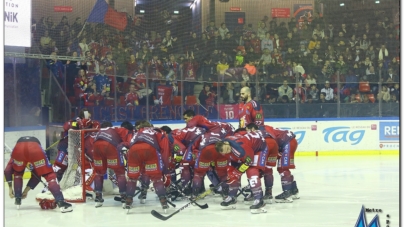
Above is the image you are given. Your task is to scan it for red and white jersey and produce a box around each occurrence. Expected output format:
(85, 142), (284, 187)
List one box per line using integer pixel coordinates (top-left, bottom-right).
(157, 85), (173, 105)
(94, 127), (133, 147)
(172, 126), (206, 148)
(125, 92), (139, 106)
(262, 125), (295, 148)
(223, 132), (266, 164)
(239, 100), (264, 128)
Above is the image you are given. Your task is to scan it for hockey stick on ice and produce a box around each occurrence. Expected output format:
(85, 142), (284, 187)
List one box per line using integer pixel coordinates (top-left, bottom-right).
(150, 182), (223, 221)
(26, 166), (48, 190)
(168, 182), (208, 209)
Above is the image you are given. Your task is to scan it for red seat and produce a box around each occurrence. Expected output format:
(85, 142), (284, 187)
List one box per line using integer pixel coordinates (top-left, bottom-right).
(119, 96), (126, 106)
(172, 96), (182, 105)
(367, 94), (375, 103)
(359, 82), (371, 93)
(185, 95), (198, 105)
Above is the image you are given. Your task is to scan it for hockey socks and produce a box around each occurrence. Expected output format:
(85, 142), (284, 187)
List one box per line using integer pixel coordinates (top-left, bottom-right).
(263, 168), (274, 189)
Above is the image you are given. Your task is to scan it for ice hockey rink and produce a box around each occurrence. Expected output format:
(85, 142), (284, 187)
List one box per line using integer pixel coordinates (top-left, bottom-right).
(4, 155), (399, 227)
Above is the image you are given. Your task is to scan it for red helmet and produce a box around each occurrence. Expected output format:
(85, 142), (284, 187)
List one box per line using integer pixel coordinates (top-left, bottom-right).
(91, 120), (101, 129)
(39, 199), (57, 210)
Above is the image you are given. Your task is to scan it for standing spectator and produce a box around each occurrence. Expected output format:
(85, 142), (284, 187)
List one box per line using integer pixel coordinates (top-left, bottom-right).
(125, 84), (140, 106)
(218, 23), (230, 40)
(199, 84), (216, 106)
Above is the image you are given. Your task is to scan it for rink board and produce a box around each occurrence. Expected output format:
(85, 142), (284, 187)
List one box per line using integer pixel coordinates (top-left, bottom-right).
(4, 117), (399, 179)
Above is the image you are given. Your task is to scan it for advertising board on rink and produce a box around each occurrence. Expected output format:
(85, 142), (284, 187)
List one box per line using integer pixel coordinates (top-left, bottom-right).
(378, 121), (399, 150)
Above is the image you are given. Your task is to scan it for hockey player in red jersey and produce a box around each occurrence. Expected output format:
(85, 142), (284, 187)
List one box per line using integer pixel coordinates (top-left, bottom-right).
(215, 131), (269, 214)
(242, 123), (279, 203)
(171, 126), (205, 195)
(191, 128), (229, 199)
(4, 136), (73, 213)
(183, 109), (235, 137)
(92, 121), (134, 208)
(239, 86), (264, 128)
(126, 121), (171, 211)
(246, 123), (300, 203)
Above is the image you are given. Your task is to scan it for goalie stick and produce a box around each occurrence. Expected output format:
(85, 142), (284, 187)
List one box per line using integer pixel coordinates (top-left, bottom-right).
(150, 182), (223, 221)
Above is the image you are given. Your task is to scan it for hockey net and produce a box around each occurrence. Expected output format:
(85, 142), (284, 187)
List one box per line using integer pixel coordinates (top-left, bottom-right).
(36, 129), (119, 202)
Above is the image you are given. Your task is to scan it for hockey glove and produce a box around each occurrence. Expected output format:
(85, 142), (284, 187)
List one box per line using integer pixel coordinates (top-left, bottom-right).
(226, 169), (243, 184)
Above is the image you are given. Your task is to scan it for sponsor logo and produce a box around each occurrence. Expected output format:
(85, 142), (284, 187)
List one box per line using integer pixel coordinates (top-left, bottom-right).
(107, 159), (118, 166)
(128, 166), (140, 174)
(267, 157), (277, 163)
(311, 125), (317, 131)
(323, 127), (365, 145)
(371, 124), (377, 130)
(245, 156), (252, 165)
(255, 113), (262, 120)
(145, 164), (157, 171)
(94, 160), (103, 166)
(379, 122), (399, 141)
(173, 144), (180, 152)
(199, 162), (210, 168)
(33, 159), (45, 168)
(57, 152), (65, 162)
(354, 205), (385, 227)
(13, 159), (23, 166)
(217, 160), (227, 167)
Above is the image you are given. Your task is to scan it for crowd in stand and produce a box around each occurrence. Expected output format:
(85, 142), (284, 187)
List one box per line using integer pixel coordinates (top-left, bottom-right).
(31, 10), (400, 108)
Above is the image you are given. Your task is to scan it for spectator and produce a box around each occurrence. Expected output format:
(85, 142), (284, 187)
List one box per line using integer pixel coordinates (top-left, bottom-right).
(321, 81), (334, 101)
(222, 82), (236, 104)
(125, 84), (140, 106)
(218, 23), (229, 40)
(199, 84), (216, 106)
(278, 80), (293, 101)
(377, 85), (391, 102)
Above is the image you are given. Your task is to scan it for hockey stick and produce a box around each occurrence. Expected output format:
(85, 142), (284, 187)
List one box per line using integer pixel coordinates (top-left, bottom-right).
(26, 167), (48, 189)
(45, 135), (68, 151)
(151, 182), (223, 221)
(168, 182), (208, 209)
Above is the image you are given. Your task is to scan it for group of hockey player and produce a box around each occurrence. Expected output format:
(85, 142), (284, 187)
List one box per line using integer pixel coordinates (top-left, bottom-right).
(5, 86), (300, 215)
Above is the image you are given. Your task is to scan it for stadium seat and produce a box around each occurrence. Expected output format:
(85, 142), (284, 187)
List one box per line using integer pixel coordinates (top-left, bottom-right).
(185, 95), (198, 105)
(172, 96), (182, 105)
(367, 94), (375, 103)
(119, 96), (126, 106)
(359, 82), (371, 93)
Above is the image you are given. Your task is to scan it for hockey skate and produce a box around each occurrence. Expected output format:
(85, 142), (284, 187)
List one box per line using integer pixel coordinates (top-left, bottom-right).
(138, 187), (147, 204)
(120, 194), (127, 208)
(159, 196), (169, 213)
(263, 187), (273, 204)
(94, 193), (104, 208)
(250, 199), (267, 214)
(275, 190), (293, 203)
(220, 196), (237, 210)
(56, 200), (73, 213)
(243, 193), (254, 204)
(124, 196), (133, 214)
(15, 197), (21, 210)
(291, 181), (300, 200)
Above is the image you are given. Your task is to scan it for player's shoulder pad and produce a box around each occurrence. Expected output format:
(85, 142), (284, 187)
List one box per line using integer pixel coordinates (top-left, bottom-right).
(224, 139), (246, 158)
(249, 100), (261, 111)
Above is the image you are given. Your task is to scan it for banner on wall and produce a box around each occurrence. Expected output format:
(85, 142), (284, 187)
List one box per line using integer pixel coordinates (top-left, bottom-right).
(54, 6), (73, 12)
(271, 8), (291, 18)
(5, 0), (32, 47)
(293, 4), (313, 29)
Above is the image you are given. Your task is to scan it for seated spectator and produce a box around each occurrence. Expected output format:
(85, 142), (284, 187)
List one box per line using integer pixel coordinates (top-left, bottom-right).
(244, 58), (257, 76)
(279, 95), (290, 104)
(278, 80), (293, 101)
(309, 84), (320, 101)
(125, 84), (140, 106)
(320, 81), (334, 101)
(318, 92), (330, 103)
(377, 85), (391, 103)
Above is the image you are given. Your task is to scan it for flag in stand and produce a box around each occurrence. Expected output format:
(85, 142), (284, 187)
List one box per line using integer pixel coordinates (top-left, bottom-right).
(86, 0), (127, 31)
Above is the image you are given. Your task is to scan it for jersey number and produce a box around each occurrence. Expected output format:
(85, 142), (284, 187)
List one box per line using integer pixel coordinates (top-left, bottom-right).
(225, 111), (234, 119)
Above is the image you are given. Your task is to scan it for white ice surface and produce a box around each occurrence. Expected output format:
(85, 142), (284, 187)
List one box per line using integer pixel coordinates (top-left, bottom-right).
(4, 155), (399, 227)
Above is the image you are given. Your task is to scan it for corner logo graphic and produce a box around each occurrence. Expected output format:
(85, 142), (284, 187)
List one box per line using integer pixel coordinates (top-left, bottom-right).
(355, 206), (381, 227)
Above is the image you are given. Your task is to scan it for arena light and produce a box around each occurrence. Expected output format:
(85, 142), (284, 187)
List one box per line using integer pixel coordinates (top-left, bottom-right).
(340, 3), (345, 6)
(140, 9), (145, 13)
(190, 0), (197, 9)
(174, 10), (179, 14)
(375, 0), (380, 3)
